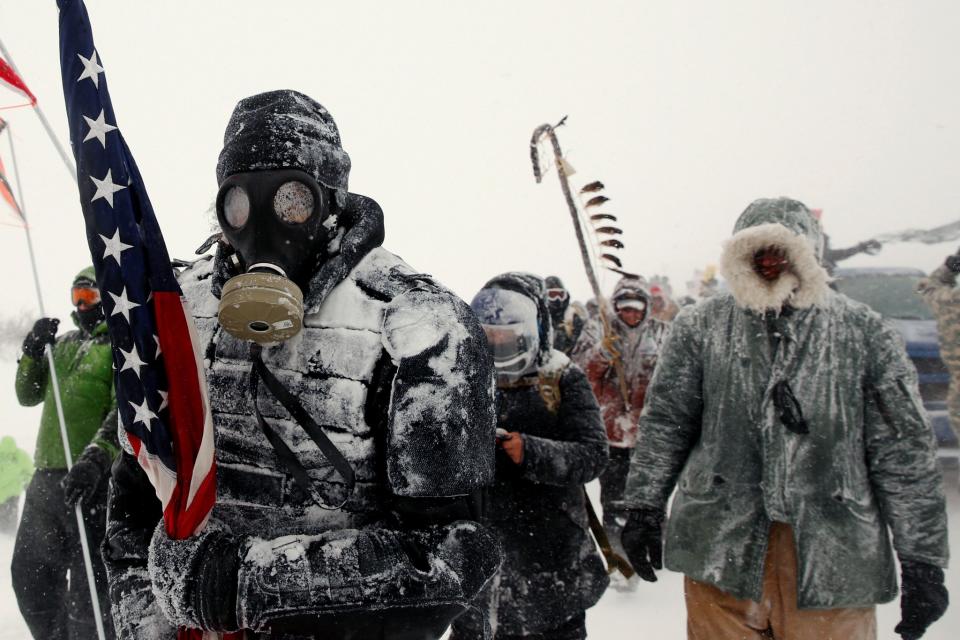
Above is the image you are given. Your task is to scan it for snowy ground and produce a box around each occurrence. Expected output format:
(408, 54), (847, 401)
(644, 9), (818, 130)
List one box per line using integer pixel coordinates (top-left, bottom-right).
(0, 474), (957, 639)
(585, 474), (960, 639)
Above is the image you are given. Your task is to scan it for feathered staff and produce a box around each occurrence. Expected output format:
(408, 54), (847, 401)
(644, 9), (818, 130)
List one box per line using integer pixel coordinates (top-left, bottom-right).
(530, 118), (635, 401)
(530, 118), (636, 579)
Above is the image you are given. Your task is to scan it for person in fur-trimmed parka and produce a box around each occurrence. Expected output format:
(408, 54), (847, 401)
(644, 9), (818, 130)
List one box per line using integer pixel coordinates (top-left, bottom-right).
(620, 198), (949, 640)
(450, 272), (609, 640)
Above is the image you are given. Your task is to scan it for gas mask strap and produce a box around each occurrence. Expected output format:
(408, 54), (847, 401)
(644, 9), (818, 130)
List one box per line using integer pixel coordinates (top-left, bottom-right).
(249, 344), (356, 507)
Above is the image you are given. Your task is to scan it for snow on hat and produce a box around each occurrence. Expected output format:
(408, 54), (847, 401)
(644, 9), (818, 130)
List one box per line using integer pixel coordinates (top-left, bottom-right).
(216, 90), (351, 197)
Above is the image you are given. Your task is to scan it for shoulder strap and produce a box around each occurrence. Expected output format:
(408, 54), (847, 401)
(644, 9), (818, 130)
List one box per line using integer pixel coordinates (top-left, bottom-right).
(249, 343), (356, 509)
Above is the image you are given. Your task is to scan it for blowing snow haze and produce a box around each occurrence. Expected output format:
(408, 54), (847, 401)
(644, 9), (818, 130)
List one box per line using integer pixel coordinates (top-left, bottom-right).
(0, 1), (957, 322)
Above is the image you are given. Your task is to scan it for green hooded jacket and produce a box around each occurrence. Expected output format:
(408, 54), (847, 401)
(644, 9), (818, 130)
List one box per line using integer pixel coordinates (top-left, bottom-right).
(15, 269), (117, 470)
(0, 436), (33, 502)
(623, 198), (948, 609)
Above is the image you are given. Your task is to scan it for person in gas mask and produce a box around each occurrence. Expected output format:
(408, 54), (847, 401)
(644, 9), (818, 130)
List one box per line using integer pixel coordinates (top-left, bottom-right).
(12, 267), (117, 640)
(449, 273), (608, 640)
(583, 275), (667, 581)
(103, 90), (499, 640)
(620, 198), (949, 640)
(544, 275), (585, 357)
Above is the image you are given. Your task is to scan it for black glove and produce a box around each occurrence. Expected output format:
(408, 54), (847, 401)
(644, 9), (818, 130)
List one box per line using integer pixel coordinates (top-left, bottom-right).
(895, 560), (949, 640)
(860, 239), (882, 255)
(60, 445), (111, 506)
(621, 508), (665, 582)
(22, 317), (59, 359)
(945, 254), (960, 274)
(149, 522), (241, 631)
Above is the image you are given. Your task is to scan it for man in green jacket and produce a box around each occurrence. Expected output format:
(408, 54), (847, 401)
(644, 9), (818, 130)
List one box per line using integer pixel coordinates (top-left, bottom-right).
(12, 267), (117, 640)
(0, 435), (33, 534)
(621, 198), (949, 640)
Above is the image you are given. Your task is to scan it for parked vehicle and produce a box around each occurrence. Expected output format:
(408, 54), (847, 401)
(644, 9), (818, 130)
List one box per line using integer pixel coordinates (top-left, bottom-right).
(833, 267), (957, 448)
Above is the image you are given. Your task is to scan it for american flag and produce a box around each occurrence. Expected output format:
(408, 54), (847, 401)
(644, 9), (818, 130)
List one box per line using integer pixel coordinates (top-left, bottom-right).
(58, 0), (216, 544)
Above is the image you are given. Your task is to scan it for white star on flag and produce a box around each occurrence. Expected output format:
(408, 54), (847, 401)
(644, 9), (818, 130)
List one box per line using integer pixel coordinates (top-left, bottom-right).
(99, 229), (133, 265)
(158, 390), (169, 412)
(90, 169), (126, 208)
(129, 397), (157, 431)
(119, 344), (147, 379)
(76, 50), (105, 87)
(153, 335), (162, 357)
(82, 110), (117, 148)
(108, 287), (140, 323)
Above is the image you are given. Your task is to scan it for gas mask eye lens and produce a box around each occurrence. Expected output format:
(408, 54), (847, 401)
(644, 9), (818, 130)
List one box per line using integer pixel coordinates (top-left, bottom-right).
(274, 181), (315, 224)
(223, 186), (250, 229)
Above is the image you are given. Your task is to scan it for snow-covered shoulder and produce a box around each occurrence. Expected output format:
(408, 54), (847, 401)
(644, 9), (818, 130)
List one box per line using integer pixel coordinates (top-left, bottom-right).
(539, 348), (571, 376)
(378, 264), (496, 498)
(175, 256), (219, 319)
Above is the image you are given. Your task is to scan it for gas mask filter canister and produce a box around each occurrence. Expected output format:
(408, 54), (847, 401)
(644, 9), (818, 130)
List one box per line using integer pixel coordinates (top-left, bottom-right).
(218, 269), (304, 344)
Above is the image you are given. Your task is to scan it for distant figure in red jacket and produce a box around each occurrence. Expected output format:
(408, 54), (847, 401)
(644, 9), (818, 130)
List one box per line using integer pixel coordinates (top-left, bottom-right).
(584, 276), (667, 577)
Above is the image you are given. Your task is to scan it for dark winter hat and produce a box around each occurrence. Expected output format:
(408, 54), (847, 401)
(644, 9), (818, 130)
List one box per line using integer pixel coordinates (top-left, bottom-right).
(216, 90), (351, 196)
(545, 275), (566, 290)
(73, 265), (97, 288)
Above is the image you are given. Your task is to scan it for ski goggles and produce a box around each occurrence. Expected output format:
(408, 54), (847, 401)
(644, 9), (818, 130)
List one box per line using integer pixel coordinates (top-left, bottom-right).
(71, 286), (101, 308)
(546, 288), (569, 302)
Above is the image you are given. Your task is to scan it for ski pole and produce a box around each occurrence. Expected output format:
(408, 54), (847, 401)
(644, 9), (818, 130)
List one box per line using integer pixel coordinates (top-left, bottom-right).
(6, 123), (108, 640)
(0, 35), (77, 181)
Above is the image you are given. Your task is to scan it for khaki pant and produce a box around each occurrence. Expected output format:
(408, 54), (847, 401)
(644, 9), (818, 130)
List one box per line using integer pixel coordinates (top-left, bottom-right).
(685, 523), (876, 640)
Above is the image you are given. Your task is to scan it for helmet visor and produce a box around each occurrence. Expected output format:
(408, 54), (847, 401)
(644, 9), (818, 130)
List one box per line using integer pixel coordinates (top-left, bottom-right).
(481, 322), (538, 376)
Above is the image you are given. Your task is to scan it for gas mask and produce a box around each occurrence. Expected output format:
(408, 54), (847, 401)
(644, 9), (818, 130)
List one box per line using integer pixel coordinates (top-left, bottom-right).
(216, 168), (335, 344)
(471, 288), (541, 384)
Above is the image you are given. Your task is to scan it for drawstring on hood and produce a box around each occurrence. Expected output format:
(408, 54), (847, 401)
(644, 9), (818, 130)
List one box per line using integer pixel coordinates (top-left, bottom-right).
(720, 197), (831, 314)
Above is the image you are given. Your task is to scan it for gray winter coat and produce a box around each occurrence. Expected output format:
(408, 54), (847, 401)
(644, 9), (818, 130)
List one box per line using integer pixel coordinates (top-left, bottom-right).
(623, 198), (948, 608)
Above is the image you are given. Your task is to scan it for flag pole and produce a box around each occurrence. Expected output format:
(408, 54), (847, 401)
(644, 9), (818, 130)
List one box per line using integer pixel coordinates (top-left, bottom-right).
(0, 36), (77, 181)
(6, 124), (108, 640)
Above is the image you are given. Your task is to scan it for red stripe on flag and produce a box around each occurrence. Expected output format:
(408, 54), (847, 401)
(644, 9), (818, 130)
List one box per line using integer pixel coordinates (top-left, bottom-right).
(0, 57), (36, 105)
(153, 291), (216, 540)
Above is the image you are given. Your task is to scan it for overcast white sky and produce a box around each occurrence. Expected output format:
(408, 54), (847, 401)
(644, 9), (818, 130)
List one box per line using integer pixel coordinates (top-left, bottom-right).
(0, 0), (958, 322)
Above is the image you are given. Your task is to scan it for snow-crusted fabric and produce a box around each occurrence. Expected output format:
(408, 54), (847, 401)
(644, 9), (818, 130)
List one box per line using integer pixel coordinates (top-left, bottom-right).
(105, 243), (498, 638)
(622, 290), (949, 608)
(453, 361), (609, 636)
(216, 90), (351, 197)
(720, 198), (831, 313)
(148, 519), (240, 631)
(235, 521), (498, 633)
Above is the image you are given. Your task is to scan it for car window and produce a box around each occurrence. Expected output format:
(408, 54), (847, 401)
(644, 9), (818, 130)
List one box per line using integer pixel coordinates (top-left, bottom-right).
(834, 274), (934, 321)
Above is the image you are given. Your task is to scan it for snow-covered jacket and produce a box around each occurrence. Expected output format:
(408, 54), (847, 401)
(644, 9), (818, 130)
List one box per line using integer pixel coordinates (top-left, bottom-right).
(458, 272), (608, 636)
(623, 198), (949, 608)
(585, 278), (668, 448)
(104, 245), (498, 639)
